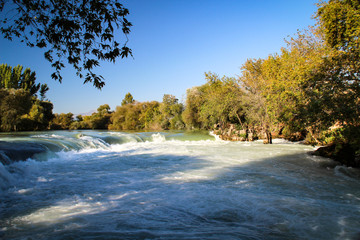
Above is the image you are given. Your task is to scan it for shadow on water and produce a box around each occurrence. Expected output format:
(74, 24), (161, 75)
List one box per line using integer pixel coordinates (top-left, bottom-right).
(1, 148), (360, 240)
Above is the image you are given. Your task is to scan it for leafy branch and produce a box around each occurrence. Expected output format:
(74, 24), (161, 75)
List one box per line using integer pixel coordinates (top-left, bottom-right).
(0, 0), (132, 89)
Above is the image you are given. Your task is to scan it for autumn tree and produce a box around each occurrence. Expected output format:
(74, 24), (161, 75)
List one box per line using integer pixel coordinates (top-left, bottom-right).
(313, 0), (360, 128)
(121, 92), (135, 106)
(297, 0), (360, 151)
(316, 0), (360, 53)
(0, 0), (132, 88)
(239, 59), (274, 143)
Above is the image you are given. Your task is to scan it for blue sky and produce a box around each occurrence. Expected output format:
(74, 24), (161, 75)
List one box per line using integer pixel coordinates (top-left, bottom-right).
(0, 0), (318, 114)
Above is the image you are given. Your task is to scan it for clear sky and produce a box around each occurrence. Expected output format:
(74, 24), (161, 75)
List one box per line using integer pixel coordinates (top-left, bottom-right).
(0, 0), (318, 114)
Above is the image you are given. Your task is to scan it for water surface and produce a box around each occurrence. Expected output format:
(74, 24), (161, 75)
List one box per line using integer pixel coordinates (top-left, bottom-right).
(0, 131), (359, 239)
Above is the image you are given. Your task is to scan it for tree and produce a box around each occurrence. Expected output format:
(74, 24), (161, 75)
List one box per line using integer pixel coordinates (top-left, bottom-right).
(159, 94), (184, 129)
(89, 104), (112, 129)
(109, 102), (143, 130)
(298, 1), (360, 144)
(182, 86), (204, 129)
(0, 0), (132, 88)
(239, 59), (274, 143)
(50, 113), (74, 130)
(0, 64), (48, 97)
(121, 92), (135, 105)
(0, 89), (32, 131)
(39, 84), (49, 100)
(20, 100), (54, 130)
(182, 72), (245, 130)
(139, 101), (161, 129)
(316, 0), (360, 53)
(0, 64), (54, 131)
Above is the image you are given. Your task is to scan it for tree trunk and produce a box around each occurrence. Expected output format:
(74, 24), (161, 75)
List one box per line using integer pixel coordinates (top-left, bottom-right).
(266, 131), (272, 144)
(235, 112), (245, 130)
(308, 127), (322, 145)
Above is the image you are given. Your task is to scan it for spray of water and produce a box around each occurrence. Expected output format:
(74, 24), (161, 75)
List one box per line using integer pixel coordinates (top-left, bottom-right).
(0, 130), (359, 240)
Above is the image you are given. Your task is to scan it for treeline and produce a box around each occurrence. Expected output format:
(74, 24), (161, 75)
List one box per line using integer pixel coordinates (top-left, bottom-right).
(50, 93), (185, 131)
(0, 66), (186, 132)
(183, 29), (360, 147)
(185, 0), (360, 166)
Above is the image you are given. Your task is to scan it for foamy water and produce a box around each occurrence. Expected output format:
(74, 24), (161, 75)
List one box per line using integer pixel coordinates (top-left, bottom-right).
(0, 131), (359, 239)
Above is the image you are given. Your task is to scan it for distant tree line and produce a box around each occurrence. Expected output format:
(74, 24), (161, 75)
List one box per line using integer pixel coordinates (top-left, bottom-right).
(49, 93), (185, 131)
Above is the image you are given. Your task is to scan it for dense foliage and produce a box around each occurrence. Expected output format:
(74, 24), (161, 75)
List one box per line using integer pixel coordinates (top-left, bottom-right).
(182, 73), (244, 130)
(181, 0), (360, 165)
(109, 94), (184, 130)
(0, 64), (53, 131)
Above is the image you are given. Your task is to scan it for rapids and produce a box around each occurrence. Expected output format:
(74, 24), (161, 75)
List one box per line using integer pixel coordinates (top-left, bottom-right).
(0, 130), (359, 240)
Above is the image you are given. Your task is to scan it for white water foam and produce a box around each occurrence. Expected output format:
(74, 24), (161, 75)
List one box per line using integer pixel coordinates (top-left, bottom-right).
(78, 135), (111, 149)
(209, 131), (223, 141)
(150, 133), (166, 142)
(0, 131), (359, 240)
(32, 134), (65, 139)
(13, 196), (109, 225)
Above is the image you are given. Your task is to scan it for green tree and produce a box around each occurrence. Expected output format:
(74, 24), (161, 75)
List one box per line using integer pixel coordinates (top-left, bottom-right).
(0, 64), (48, 97)
(50, 113), (74, 130)
(39, 84), (49, 101)
(0, 64), (53, 131)
(0, 89), (32, 131)
(182, 86), (204, 129)
(316, 0), (360, 53)
(0, 64), (12, 88)
(121, 92), (135, 106)
(76, 115), (84, 122)
(20, 100), (54, 130)
(69, 114), (91, 130)
(109, 102), (143, 130)
(239, 60), (274, 143)
(294, 1), (360, 145)
(0, 0), (132, 88)
(159, 94), (184, 130)
(201, 73), (244, 129)
(139, 101), (161, 129)
(89, 104), (112, 129)
(183, 73), (245, 130)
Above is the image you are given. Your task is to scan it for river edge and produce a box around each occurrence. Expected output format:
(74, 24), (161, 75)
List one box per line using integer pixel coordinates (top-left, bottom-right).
(0, 129), (359, 168)
(212, 124), (360, 168)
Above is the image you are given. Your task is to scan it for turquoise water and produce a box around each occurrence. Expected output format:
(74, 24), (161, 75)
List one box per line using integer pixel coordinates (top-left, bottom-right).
(0, 131), (360, 239)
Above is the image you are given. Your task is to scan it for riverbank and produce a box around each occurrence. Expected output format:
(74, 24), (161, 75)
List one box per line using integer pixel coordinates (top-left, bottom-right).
(212, 124), (360, 168)
(312, 143), (360, 168)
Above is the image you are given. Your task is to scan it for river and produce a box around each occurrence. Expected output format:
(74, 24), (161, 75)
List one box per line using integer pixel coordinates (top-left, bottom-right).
(0, 130), (359, 240)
